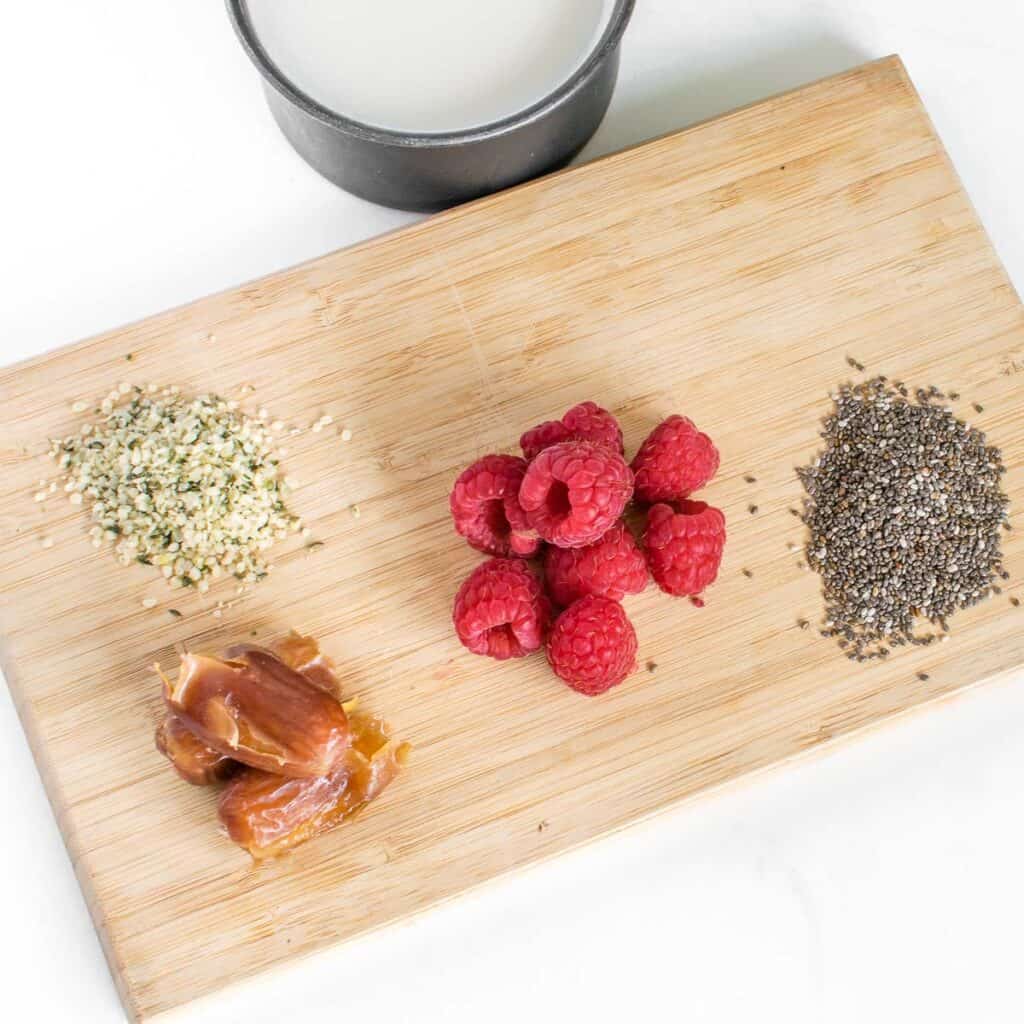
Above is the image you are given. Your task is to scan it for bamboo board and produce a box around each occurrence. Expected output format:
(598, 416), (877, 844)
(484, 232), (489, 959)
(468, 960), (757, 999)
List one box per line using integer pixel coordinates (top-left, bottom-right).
(0, 56), (1021, 1021)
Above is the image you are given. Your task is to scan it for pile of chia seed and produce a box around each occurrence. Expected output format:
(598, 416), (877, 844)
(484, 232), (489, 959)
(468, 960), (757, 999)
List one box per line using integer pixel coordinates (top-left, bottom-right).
(799, 376), (1010, 661)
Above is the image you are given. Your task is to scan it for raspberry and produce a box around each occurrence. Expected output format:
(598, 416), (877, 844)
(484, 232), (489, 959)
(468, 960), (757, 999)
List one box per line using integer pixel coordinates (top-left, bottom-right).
(450, 454), (540, 558)
(453, 558), (551, 660)
(520, 401), (623, 459)
(544, 522), (647, 606)
(644, 500), (726, 596)
(631, 415), (719, 504)
(519, 441), (633, 548)
(520, 420), (572, 461)
(547, 595), (638, 695)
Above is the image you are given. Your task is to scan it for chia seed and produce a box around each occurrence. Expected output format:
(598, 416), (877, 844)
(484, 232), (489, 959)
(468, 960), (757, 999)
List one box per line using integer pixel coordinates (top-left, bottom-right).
(798, 377), (1010, 660)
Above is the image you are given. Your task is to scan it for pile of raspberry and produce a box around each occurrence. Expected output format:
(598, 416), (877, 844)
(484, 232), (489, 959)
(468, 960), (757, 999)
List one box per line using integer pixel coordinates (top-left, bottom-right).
(450, 402), (725, 696)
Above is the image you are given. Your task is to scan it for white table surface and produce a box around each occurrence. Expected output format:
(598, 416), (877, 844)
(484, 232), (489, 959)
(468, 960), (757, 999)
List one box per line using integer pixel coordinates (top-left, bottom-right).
(2, 1), (1023, 1021)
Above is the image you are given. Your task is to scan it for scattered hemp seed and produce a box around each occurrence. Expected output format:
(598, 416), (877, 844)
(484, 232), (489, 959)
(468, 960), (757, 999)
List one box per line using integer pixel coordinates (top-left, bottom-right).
(742, 568), (754, 578)
(167, 608), (183, 619)
(49, 389), (299, 589)
(973, 402), (984, 413)
(799, 377), (1009, 661)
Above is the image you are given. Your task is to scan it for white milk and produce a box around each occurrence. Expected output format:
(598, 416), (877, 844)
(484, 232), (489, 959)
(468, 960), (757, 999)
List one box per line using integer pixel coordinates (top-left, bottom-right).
(246, 0), (614, 133)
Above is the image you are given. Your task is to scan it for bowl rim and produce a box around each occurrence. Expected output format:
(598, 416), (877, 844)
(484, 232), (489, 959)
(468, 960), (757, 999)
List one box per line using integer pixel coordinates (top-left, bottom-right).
(226, 0), (635, 148)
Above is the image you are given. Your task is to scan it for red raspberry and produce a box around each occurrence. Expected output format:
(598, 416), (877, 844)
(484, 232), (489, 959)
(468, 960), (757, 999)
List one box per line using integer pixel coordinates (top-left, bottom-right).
(631, 415), (719, 504)
(544, 522), (647, 606)
(520, 401), (624, 459)
(547, 595), (638, 695)
(453, 558), (551, 660)
(450, 454), (540, 558)
(519, 441), (633, 548)
(644, 500), (726, 596)
(520, 420), (572, 461)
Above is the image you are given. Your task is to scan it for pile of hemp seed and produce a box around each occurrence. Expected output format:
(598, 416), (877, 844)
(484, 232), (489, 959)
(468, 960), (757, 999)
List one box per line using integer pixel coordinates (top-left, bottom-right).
(799, 376), (1011, 661)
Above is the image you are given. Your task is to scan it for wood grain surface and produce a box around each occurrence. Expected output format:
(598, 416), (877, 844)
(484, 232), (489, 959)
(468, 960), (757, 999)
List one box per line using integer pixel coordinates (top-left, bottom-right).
(0, 56), (1021, 1021)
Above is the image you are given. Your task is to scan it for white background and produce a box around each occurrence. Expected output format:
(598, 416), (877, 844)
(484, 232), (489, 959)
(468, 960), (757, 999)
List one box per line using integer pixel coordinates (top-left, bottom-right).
(2, 1), (1023, 1021)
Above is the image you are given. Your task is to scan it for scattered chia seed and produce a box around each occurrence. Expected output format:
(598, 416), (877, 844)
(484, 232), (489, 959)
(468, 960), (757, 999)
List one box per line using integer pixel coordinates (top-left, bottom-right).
(798, 377), (1009, 660)
(742, 568), (754, 578)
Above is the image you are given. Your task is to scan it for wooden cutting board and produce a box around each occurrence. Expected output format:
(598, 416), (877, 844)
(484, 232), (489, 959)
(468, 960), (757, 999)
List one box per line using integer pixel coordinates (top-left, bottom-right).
(0, 56), (1021, 1021)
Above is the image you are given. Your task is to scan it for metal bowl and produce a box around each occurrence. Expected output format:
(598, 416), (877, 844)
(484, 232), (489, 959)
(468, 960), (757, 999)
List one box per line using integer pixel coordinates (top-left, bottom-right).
(226, 0), (635, 212)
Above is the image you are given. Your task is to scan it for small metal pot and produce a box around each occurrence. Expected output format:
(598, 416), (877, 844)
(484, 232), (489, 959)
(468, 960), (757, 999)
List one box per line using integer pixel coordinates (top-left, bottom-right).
(226, 0), (635, 212)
